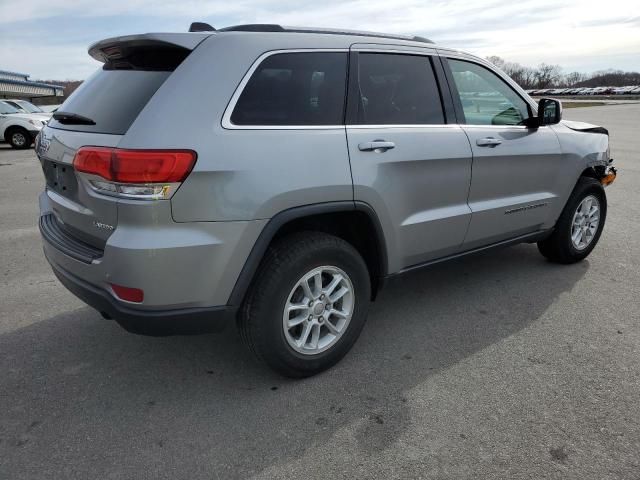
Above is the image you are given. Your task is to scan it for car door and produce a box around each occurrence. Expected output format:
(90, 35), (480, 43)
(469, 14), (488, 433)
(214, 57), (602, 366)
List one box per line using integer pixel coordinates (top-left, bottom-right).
(346, 47), (473, 272)
(442, 57), (563, 248)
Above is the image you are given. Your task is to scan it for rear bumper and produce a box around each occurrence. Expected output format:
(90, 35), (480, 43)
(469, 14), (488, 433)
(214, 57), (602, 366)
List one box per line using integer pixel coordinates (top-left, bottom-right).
(38, 190), (265, 307)
(38, 189), (265, 335)
(49, 258), (236, 336)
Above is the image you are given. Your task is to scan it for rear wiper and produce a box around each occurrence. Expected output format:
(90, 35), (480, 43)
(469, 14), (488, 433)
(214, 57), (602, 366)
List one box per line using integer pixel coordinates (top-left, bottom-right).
(52, 111), (96, 125)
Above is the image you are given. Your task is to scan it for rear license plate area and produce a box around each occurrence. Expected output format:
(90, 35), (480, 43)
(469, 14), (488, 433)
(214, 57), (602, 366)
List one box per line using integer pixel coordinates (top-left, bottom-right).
(41, 159), (79, 197)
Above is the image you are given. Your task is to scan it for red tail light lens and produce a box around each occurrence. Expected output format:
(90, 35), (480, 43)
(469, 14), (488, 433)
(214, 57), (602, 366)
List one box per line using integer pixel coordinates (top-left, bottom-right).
(73, 147), (196, 183)
(111, 283), (144, 303)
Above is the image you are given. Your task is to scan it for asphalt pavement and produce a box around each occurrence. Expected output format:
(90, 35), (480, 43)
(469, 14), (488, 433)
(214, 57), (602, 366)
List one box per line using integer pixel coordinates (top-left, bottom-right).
(0, 104), (639, 479)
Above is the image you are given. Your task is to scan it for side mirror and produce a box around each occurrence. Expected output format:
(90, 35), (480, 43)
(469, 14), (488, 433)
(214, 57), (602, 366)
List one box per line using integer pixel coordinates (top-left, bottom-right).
(538, 98), (562, 125)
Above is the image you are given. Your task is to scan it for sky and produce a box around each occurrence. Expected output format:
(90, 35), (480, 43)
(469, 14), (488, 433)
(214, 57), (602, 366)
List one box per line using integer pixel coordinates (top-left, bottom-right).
(0, 0), (638, 80)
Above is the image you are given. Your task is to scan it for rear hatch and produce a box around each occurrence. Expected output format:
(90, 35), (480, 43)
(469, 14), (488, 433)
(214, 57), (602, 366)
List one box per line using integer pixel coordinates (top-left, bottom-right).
(37, 33), (210, 251)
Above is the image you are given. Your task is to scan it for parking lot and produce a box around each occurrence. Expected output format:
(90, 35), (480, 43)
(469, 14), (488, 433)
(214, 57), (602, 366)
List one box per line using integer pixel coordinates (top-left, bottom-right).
(1, 104), (639, 479)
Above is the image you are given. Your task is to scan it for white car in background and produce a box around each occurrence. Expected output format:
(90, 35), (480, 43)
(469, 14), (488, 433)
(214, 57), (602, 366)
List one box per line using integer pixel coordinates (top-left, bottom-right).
(3, 99), (52, 119)
(0, 101), (47, 149)
(39, 104), (61, 113)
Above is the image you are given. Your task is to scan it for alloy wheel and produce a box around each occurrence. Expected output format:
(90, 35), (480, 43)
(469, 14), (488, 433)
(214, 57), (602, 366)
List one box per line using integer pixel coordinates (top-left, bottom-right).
(571, 195), (600, 250)
(282, 265), (354, 355)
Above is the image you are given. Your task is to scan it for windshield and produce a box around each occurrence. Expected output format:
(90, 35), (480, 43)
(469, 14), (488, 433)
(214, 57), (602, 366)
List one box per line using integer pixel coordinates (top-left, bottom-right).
(16, 100), (44, 113)
(0, 102), (21, 114)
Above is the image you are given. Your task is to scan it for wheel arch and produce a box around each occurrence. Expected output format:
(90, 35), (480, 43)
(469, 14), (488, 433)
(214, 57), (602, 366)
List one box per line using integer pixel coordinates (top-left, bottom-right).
(579, 166), (606, 180)
(4, 124), (27, 141)
(227, 201), (388, 307)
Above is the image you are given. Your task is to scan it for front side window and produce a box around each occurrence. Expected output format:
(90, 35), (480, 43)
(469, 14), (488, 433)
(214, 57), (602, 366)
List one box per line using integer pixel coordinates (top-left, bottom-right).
(448, 59), (530, 126)
(356, 53), (445, 125)
(231, 52), (348, 126)
(16, 100), (44, 113)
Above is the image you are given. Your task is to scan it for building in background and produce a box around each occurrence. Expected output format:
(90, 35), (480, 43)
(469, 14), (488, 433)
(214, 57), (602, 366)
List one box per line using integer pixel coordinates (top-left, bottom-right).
(0, 70), (64, 103)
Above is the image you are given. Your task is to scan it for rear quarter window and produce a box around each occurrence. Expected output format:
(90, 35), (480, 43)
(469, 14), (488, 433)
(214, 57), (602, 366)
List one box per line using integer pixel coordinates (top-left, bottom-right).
(230, 52), (348, 126)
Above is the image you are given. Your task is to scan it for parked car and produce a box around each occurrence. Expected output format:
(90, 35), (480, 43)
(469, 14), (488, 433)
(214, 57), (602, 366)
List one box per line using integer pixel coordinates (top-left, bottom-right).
(3, 99), (52, 119)
(612, 86), (637, 95)
(0, 101), (47, 148)
(40, 104), (62, 113)
(36, 24), (617, 377)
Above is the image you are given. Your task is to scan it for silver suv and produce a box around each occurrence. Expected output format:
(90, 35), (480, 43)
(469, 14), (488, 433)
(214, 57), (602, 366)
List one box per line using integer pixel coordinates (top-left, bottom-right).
(36, 24), (617, 377)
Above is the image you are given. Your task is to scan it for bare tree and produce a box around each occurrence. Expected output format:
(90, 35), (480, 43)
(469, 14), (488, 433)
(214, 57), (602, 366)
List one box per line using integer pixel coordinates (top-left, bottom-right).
(565, 71), (589, 86)
(486, 56), (505, 69)
(534, 63), (563, 88)
(521, 67), (538, 89)
(503, 62), (526, 86)
(483, 55), (638, 89)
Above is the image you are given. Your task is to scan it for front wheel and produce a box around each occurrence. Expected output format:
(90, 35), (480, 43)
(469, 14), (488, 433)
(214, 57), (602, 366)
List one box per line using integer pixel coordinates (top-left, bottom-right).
(238, 232), (371, 377)
(7, 128), (32, 149)
(538, 177), (607, 264)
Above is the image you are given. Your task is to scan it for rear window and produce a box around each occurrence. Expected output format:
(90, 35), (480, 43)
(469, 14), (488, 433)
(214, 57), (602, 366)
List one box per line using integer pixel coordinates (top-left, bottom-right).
(47, 70), (169, 134)
(230, 52), (348, 126)
(48, 46), (189, 135)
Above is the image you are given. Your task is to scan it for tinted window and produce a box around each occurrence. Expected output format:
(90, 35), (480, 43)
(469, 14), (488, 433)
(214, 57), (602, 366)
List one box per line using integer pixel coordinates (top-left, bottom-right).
(448, 59), (530, 126)
(47, 69), (171, 134)
(47, 46), (191, 134)
(356, 53), (444, 125)
(231, 52), (347, 126)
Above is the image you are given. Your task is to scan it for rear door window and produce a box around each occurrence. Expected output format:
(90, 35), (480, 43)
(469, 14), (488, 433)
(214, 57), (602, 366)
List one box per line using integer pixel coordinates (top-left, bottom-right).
(230, 52), (348, 126)
(355, 53), (445, 125)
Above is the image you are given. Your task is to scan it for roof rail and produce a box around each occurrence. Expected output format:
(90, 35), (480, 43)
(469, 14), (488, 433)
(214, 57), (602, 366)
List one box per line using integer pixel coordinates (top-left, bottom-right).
(219, 24), (284, 32)
(218, 24), (434, 44)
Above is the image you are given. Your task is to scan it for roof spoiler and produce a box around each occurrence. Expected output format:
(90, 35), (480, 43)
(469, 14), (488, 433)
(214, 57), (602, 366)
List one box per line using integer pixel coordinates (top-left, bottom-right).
(88, 33), (213, 63)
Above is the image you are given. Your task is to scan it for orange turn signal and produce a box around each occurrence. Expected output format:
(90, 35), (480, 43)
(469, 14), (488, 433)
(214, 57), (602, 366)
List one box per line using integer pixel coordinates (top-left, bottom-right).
(601, 172), (616, 186)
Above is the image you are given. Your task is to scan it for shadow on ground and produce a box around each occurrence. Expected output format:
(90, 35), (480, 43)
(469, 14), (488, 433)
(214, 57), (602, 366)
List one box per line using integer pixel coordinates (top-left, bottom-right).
(0, 243), (588, 478)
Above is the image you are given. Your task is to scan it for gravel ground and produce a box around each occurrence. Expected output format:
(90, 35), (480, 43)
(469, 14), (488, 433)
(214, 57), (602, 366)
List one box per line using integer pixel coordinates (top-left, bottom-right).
(0, 104), (638, 479)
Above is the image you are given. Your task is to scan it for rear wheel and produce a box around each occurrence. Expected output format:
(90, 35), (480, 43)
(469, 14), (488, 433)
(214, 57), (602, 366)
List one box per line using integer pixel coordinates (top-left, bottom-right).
(238, 231), (371, 377)
(538, 177), (607, 263)
(7, 127), (32, 149)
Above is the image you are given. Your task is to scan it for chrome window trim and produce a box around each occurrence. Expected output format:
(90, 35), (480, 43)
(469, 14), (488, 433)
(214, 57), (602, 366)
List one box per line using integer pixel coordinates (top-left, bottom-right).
(221, 48), (349, 130)
(461, 124), (529, 130)
(345, 124), (460, 129)
(350, 46), (437, 56)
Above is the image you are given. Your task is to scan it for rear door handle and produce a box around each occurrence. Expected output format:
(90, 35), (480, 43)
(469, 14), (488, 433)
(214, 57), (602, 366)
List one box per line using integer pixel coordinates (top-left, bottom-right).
(358, 140), (396, 152)
(476, 137), (502, 147)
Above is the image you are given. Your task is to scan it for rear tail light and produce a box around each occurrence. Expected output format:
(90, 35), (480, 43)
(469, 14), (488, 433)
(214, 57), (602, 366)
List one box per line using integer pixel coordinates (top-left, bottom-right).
(110, 283), (144, 303)
(73, 147), (196, 200)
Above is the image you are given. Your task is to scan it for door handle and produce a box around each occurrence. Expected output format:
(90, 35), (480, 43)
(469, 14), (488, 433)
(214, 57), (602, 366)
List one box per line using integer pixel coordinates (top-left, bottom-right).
(358, 140), (396, 152)
(476, 137), (502, 147)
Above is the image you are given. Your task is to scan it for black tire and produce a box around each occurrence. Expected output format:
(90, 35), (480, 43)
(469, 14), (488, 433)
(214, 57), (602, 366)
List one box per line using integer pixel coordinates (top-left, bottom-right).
(538, 177), (607, 264)
(6, 127), (32, 149)
(238, 231), (371, 378)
